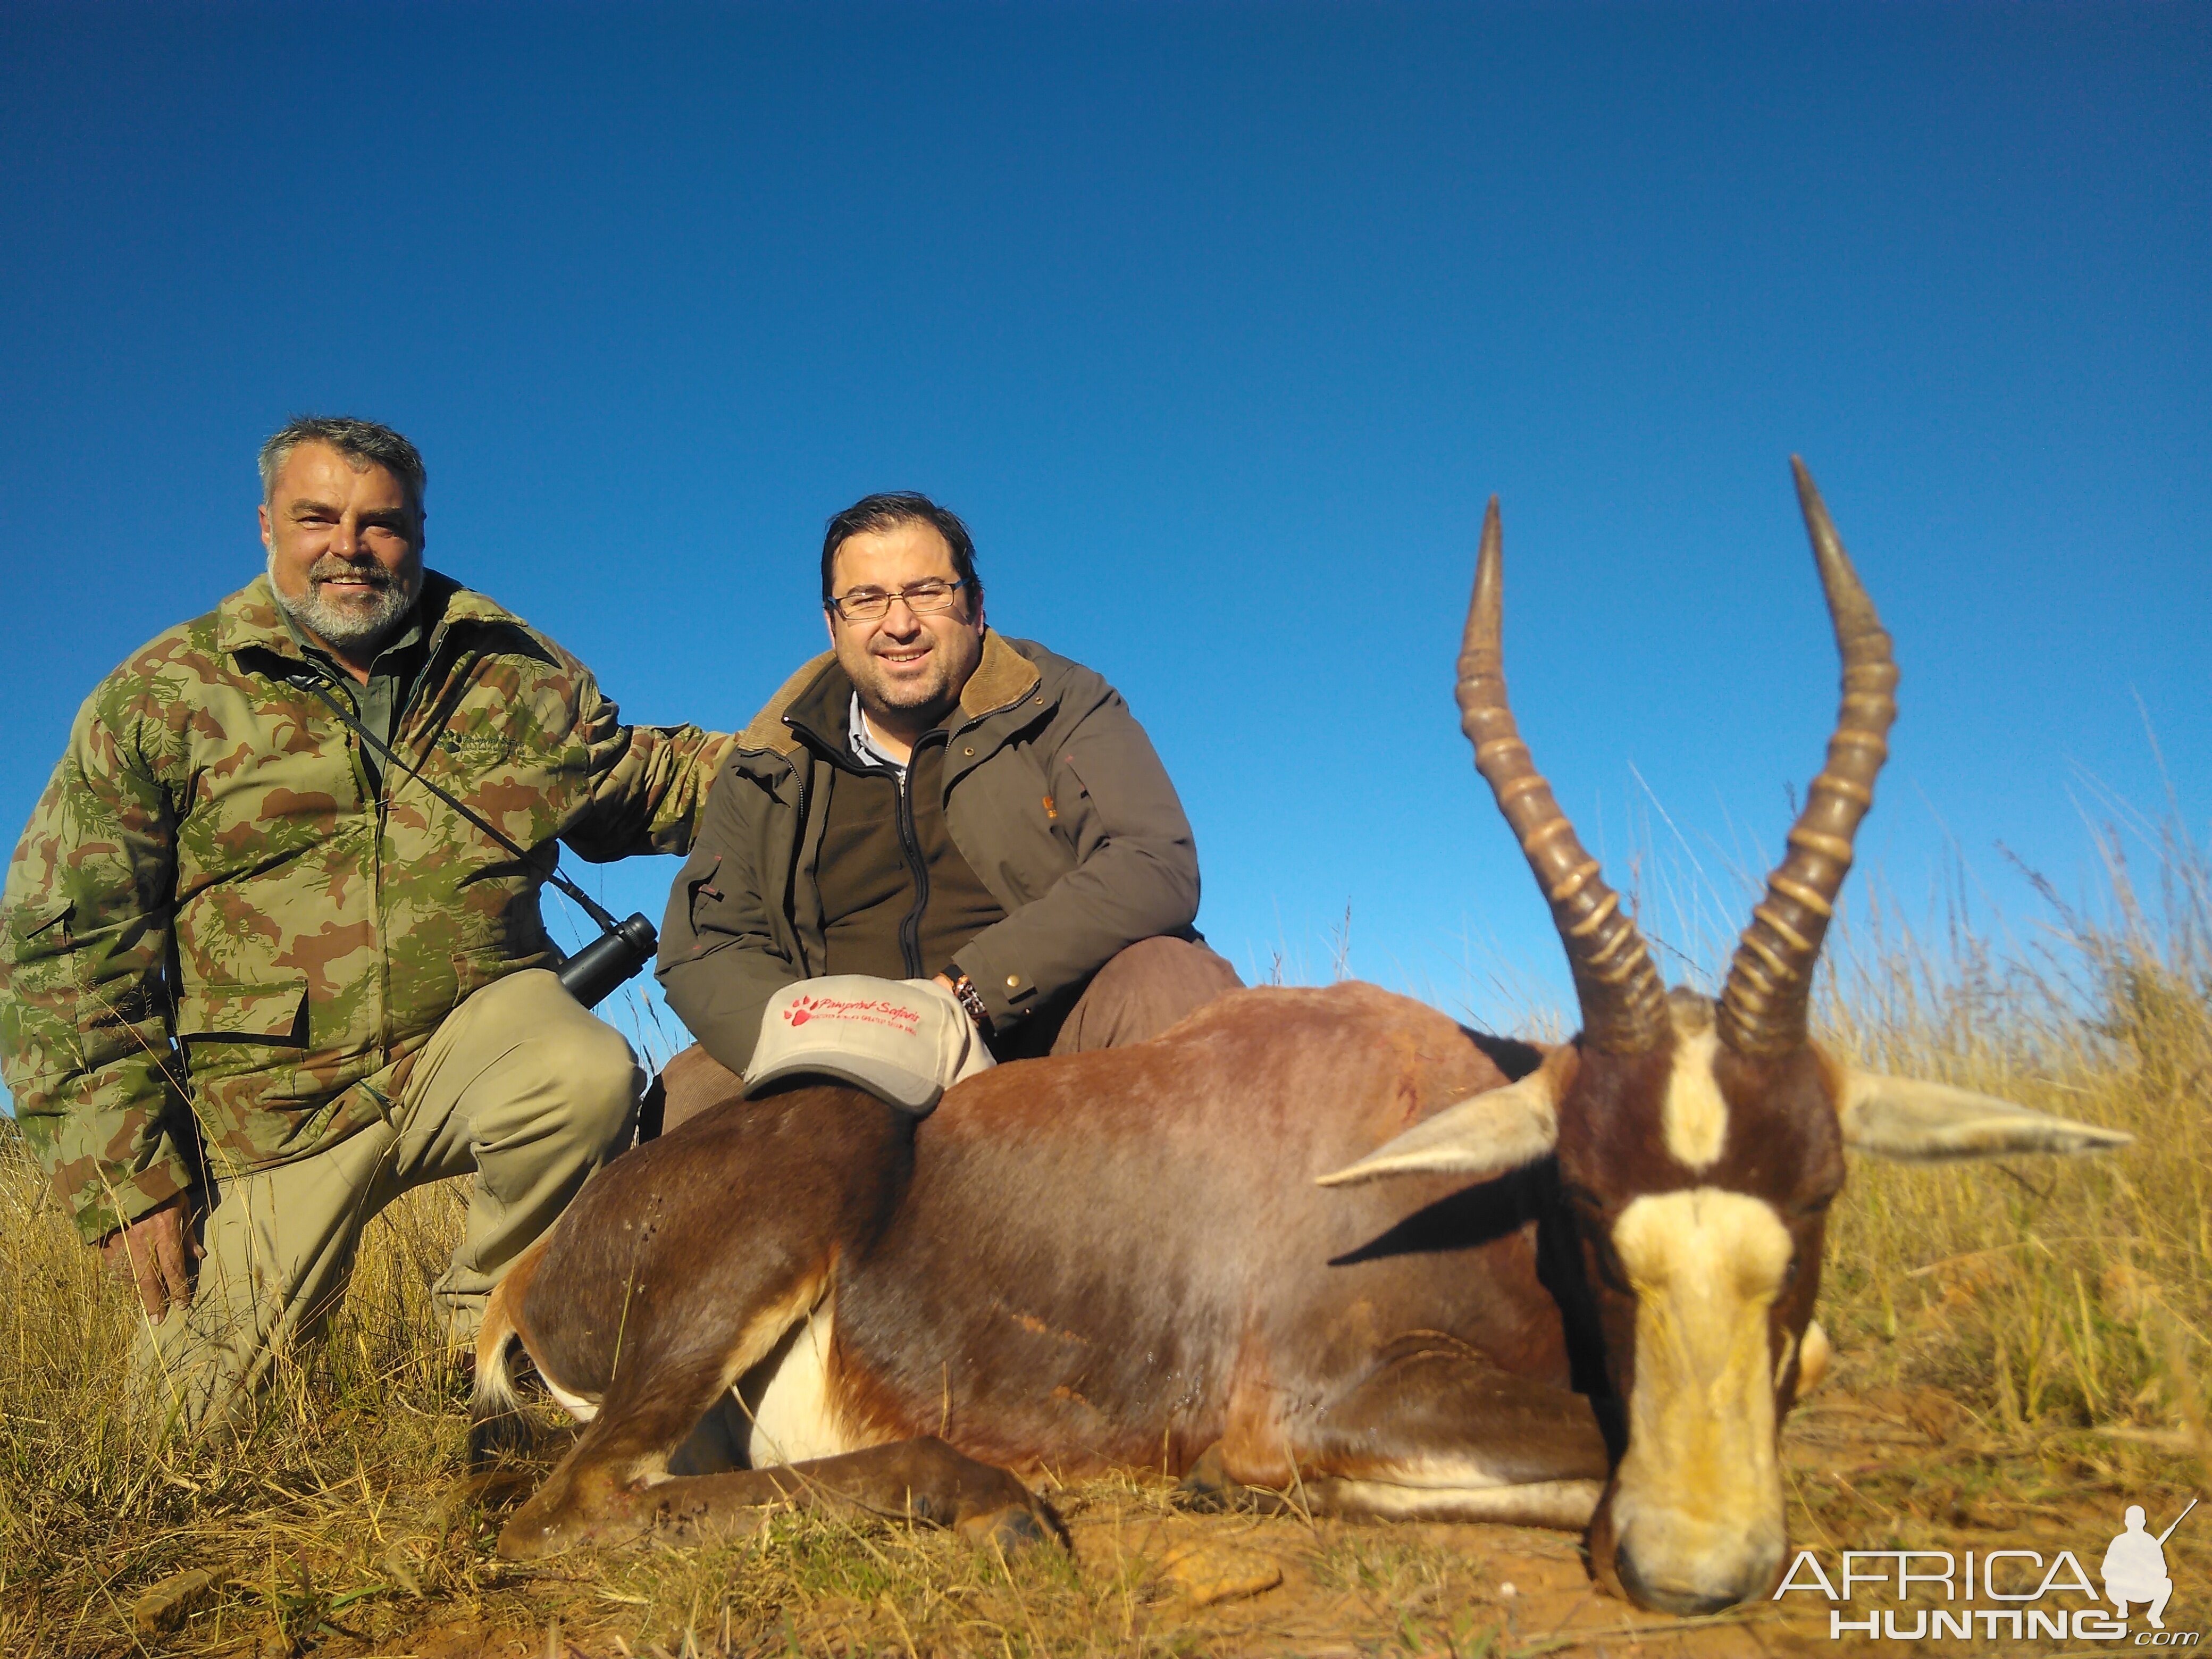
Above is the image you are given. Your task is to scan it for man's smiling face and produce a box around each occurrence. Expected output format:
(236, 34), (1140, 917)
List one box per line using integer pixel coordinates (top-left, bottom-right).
(259, 440), (424, 666)
(825, 518), (986, 736)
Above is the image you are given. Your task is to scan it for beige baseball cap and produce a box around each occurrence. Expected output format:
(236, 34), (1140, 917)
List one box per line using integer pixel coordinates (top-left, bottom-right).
(742, 976), (994, 1113)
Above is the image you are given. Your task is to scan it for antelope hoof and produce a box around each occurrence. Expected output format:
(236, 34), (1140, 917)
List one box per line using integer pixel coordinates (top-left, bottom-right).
(496, 1491), (649, 1560)
(498, 1511), (649, 1560)
(496, 1512), (571, 1560)
(957, 1501), (1060, 1554)
(497, 1509), (585, 1560)
(1172, 1444), (1290, 1515)
(1173, 1443), (1242, 1512)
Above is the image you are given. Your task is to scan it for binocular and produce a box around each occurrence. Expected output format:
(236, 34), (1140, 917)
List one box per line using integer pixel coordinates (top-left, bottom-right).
(557, 912), (660, 1008)
(284, 668), (662, 1013)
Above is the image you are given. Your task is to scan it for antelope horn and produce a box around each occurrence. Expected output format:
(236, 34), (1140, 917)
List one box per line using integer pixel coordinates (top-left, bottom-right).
(1717, 459), (1899, 1057)
(1458, 498), (1669, 1055)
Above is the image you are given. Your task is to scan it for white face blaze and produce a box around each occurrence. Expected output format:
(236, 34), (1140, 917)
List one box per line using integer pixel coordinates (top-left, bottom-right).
(1661, 1025), (1728, 1171)
(1607, 1187), (1795, 1609)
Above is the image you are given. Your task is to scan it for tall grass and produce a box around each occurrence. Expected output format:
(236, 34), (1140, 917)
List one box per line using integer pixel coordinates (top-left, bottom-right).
(0, 1152), (475, 1656)
(1815, 814), (2212, 1439)
(0, 815), (2204, 1655)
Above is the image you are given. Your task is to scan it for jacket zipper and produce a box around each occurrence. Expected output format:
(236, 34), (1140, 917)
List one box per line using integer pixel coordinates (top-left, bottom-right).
(371, 629), (447, 1059)
(788, 756), (815, 971)
(309, 664), (392, 1064)
(893, 745), (932, 979)
(372, 672), (407, 1060)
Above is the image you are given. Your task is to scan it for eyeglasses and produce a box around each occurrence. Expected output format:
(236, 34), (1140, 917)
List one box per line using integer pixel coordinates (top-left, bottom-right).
(828, 577), (971, 623)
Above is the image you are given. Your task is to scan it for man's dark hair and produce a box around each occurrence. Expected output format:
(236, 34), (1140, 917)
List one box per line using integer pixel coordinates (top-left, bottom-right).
(259, 416), (428, 514)
(820, 492), (982, 611)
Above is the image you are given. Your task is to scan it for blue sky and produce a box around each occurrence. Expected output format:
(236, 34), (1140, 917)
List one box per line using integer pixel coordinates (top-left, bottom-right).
(2, 2), (2206, 1079)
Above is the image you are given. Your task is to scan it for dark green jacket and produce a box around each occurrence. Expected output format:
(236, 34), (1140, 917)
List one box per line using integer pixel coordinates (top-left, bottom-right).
(658, 633), (1200, 1071)
(0, 573), (732, 1242)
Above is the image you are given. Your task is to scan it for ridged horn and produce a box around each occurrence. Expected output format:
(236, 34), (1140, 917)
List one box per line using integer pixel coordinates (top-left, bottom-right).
(1458, 498), (1669, 1055)
(1717, 458), (1899, 1058)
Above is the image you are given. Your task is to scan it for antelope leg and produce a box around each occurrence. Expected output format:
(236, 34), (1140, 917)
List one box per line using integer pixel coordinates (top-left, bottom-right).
(512, 1437), (1064, 1557)
(1187, 1338), (1611, 1529)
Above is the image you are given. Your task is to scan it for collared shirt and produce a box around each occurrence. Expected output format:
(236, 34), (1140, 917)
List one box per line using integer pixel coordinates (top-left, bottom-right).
(279, 604), (429, 791)
(823, 686), (1002, 981)
(848, 690), (907, 774)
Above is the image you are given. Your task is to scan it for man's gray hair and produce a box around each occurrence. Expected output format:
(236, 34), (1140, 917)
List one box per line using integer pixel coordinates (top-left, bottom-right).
(258, 416), (428, 512)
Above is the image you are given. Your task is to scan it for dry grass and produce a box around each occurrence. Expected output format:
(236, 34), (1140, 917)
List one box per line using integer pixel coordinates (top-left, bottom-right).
(1815, 819), (2212, 1442)
(2, 822), (2207, 1656)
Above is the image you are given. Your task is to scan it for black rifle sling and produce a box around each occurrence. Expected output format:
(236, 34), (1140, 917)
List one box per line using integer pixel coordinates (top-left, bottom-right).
(287, 672), (626, 935)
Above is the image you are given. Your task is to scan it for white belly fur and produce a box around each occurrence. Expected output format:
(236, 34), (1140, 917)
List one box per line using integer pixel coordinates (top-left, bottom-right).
(542, 1376), (600, 1424)
(1322, 1476), (1603, 1528)
(742, 1296), (856, 1468)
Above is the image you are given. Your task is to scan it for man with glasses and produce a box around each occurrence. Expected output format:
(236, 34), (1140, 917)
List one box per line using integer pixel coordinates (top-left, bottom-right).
(657, 492), (1237, 1103)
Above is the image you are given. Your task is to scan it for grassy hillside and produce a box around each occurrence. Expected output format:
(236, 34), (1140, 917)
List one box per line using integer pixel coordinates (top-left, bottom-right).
(1, 825), (2203, 1656)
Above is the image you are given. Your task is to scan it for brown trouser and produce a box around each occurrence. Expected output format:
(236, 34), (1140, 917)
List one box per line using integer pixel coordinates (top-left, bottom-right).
(131, 969), (641, 1435)
(997, 934), (1245, 1059)
(655, 936), (1244, 1135)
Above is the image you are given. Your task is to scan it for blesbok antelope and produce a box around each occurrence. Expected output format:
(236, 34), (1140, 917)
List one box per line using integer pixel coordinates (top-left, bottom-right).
(472, 460), (2124, 1614)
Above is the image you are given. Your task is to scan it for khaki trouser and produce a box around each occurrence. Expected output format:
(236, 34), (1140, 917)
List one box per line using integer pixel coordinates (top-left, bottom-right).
(132, 968), (640, 1435)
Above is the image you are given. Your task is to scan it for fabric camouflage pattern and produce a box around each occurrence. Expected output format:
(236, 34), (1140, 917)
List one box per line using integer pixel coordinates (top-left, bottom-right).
(0, 572), (732, 1243)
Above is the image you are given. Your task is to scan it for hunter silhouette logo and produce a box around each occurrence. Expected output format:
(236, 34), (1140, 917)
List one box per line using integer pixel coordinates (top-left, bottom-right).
(2106, 1499), (2195, 1631)
(1779, 1495), (2201, 1641)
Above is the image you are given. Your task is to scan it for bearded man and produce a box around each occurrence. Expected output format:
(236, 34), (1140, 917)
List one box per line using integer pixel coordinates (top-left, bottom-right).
(655, 491), (1238, 1118)
(0, 416), (733, 1434)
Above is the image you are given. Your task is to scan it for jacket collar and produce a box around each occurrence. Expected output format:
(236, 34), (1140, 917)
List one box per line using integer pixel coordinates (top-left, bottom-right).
(215, 570), (521, 663)
(958, 629), (1043, 720)
(738, 631), (1045, 760)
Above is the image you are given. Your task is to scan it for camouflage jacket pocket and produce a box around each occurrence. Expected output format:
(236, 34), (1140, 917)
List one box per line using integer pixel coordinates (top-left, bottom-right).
(6, 896), (77, 978)
(2, 897), (82, 1087)
(176, 979), (308, 1050)
(176, 978), (316, 1160)
(7, 895), (74, 945)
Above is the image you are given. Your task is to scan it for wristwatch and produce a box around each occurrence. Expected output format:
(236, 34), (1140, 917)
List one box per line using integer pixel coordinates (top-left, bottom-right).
(942, 968), (994, 1038)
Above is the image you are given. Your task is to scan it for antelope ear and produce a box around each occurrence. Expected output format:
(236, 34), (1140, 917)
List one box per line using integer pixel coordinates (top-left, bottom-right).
(1318, 1064), (1563, 1187)
(1838, 1070), (2132, 1162)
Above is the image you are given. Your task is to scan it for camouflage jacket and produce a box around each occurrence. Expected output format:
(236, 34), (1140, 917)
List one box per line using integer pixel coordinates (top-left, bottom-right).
(0, 573), (733, 1243)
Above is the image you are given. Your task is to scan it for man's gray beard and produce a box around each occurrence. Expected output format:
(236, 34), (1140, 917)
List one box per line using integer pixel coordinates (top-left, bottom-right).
(269, 554), (415, 652)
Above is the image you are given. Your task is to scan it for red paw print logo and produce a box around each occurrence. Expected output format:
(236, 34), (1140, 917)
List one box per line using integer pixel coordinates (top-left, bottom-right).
(783, 995), (823, 1027)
